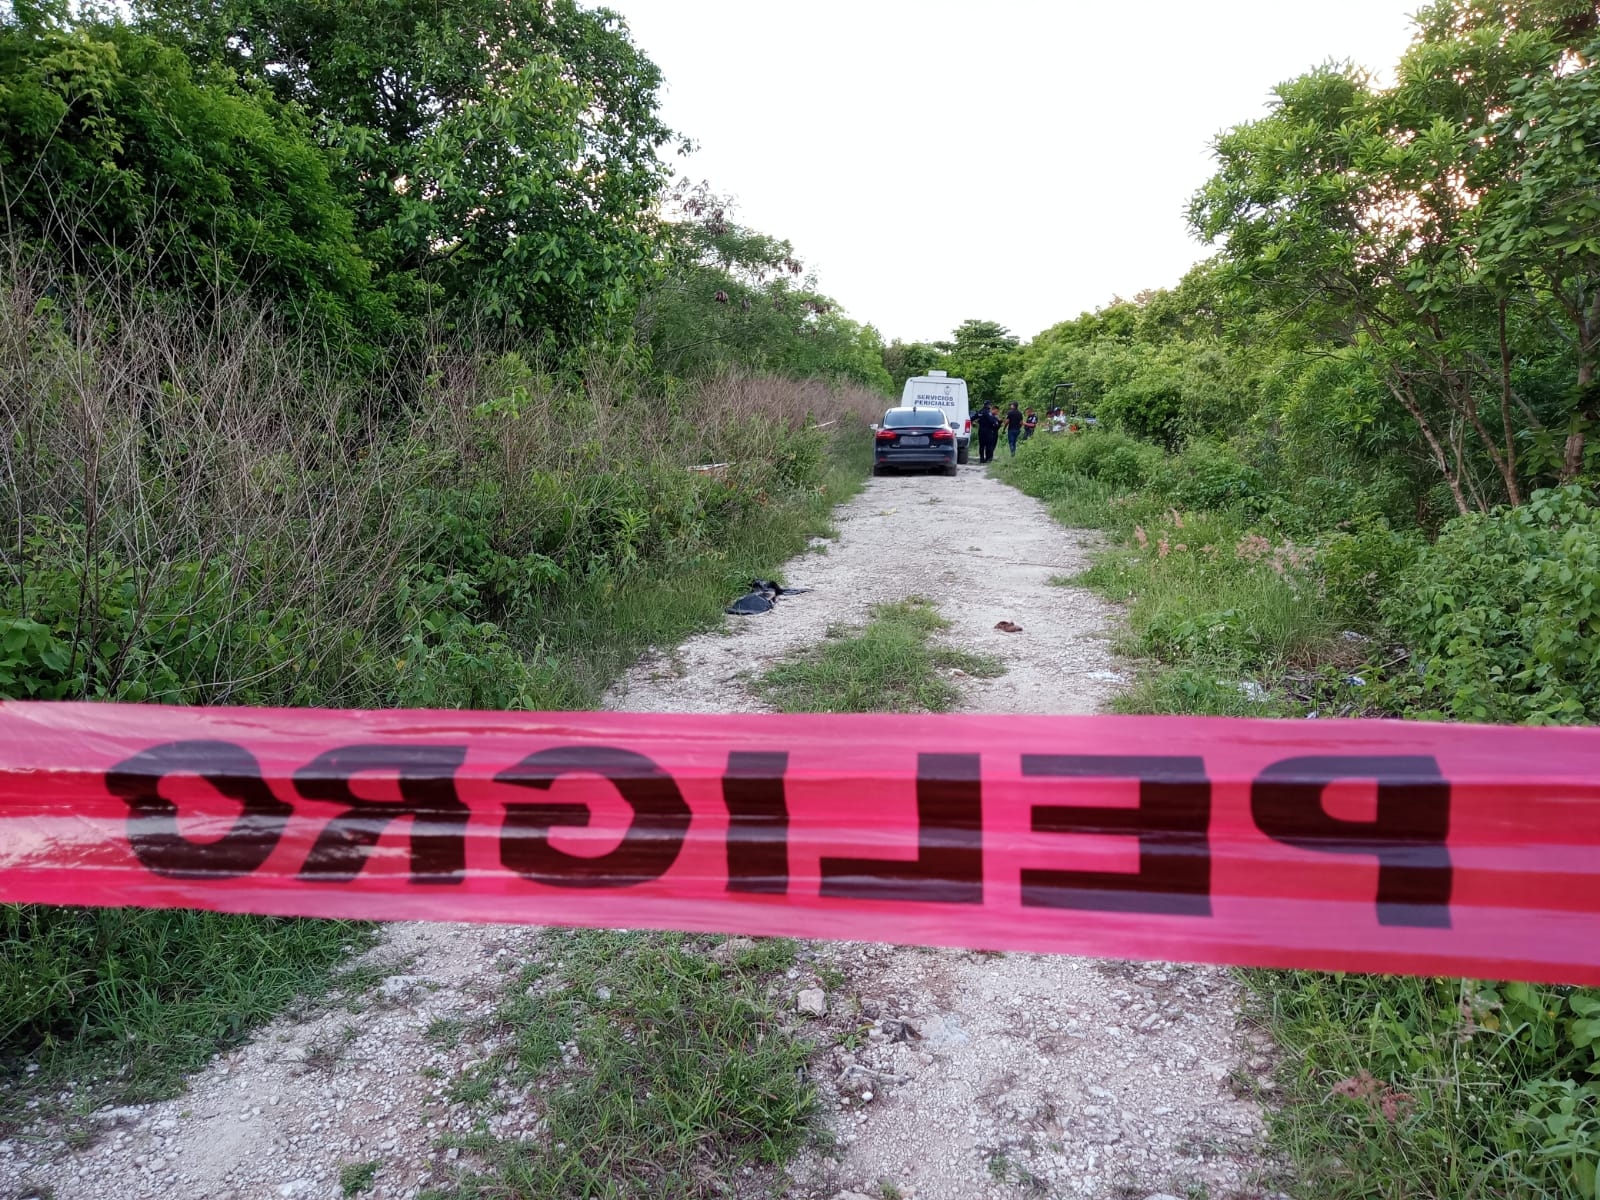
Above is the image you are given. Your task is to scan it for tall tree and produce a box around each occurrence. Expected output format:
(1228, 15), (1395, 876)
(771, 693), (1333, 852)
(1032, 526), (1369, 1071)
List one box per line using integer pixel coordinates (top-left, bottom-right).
(882, 339), (942, 392)
(635, 183), (891, 390)
(938, 318), (1019, 407)
(0, 6), (392, 341)
(1191, 0), (1599, 508)
(1477, 20), (1600, 479)
(141, 0), (677, 346)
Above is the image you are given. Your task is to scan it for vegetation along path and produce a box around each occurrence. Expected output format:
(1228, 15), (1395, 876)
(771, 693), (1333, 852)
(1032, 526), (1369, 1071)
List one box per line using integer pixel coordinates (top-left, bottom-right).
(5, 464), (1271, 1200)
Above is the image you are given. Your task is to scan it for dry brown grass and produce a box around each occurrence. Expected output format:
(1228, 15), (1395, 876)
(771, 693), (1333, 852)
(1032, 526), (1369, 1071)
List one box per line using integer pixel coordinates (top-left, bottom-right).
(1, 241), (886, 707)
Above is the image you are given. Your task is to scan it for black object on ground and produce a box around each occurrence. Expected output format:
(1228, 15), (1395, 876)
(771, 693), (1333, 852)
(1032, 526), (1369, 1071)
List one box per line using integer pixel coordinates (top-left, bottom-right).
(726, 580), (812, 615)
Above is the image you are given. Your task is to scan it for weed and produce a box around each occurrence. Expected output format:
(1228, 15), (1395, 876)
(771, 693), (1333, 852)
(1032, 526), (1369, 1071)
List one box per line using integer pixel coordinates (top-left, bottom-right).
(340, 1160), (381, 1196)
(332, 957), (415, 1013)
(756, 597), (1002, 713)
(732, 937), (799, 973)
(425, 1018), (466, 1048)
(303, 1024), (360, 1072)
(997, 435), (1600, 1200)
(985, 1149), (1047, 1192)
(1244, 971), (1600, 1199)
(0, 912), (376, 1132)
(837, 1025), (873, 1051)
(447, 1063), (498, 1107)
(432, 929), (816, 1199)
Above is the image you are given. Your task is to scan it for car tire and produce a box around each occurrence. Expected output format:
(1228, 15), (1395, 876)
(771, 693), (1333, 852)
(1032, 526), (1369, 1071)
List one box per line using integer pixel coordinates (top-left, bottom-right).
(956, 446), (969, 465)
(943, 463), (958, 477)
(872, 462), (887, 476)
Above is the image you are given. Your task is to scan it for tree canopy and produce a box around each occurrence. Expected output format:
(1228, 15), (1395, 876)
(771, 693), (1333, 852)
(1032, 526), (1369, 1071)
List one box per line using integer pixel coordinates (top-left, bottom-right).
(0, 0), (889, 387)
(1191, 0), (1600, 506)
(0, 10), (395, 341)
(138, 0), (677, 343)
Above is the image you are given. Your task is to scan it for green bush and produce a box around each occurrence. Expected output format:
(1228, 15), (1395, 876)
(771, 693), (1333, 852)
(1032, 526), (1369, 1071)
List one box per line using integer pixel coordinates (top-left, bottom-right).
(1387, 485), (1600, 723)
(2, 540), (338, 706)
(1253, 971), (1600, 1199)
(0, 16), (397, 347)
(1092, 440), (1160, 488)
(1264, 471), (1419, 540)
(1316, 516), (1423, 631)
(1098, 358), (1184, 446)
(1006, 429), (1165, 493)
(1161, 441), (1265, 513)
(1010, 433), (1270, 521)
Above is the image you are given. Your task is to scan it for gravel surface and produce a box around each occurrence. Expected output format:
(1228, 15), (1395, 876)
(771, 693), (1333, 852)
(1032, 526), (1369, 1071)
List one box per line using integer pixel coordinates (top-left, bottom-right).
(4, 924), (544, 1200)
(613, 462), (1275, 1200)
(607, 466), (1127, 715)
(4, 460), (1275, 1200)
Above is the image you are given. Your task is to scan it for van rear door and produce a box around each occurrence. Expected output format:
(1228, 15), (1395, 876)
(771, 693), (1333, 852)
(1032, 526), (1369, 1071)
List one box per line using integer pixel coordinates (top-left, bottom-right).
(901, 374), (970, 449)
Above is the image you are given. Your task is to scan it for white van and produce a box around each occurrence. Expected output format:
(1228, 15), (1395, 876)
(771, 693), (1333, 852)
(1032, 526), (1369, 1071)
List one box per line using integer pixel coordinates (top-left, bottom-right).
(901, 371), (971, 464)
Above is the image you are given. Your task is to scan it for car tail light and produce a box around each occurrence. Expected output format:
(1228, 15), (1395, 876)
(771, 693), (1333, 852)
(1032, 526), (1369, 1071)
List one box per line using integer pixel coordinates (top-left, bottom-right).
(875, 428), (896, 441)
(931, 428), (954, 442)
(964, 418), (972, 433)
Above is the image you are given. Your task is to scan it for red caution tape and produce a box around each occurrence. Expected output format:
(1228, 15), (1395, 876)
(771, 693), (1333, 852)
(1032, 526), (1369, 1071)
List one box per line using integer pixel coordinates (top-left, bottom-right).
(2, 701), (1598, 985)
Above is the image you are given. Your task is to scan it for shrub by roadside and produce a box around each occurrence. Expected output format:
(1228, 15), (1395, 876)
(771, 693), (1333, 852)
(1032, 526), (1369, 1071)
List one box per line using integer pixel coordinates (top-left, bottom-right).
(996, 429), (1600, 1200)
(1383, 485), (1600, 725)
(0, 255), (881, 1130)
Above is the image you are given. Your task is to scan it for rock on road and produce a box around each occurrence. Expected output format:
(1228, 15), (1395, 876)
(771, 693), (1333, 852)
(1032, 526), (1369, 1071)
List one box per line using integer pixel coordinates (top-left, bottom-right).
(4, 460), (1271, 1200)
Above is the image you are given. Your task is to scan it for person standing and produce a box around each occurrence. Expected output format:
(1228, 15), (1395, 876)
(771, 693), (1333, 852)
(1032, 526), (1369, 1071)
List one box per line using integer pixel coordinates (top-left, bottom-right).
(1004, 403), (1024, 456)
(975, 403), (1001, 463)
(1022, 409), (1038, 440)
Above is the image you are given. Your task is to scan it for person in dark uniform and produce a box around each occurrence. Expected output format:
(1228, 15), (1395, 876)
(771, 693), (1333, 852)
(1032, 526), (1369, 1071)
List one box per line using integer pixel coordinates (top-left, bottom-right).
(1022, 409), (1039, 440)
(975, 403), (1001, 463)
(1004, 403), (1024, 456)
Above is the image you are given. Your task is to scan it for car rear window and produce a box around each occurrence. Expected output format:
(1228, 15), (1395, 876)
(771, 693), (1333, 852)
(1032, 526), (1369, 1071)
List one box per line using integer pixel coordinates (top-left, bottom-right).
(883, 409), (946, 427)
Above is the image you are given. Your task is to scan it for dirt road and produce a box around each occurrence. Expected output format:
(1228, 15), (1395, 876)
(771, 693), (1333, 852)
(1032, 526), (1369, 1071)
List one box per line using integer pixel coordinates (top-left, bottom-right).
(611, 465), (1272, 1200)
(5, 462), (1270, 1200)
(609, 466), (1125, 716)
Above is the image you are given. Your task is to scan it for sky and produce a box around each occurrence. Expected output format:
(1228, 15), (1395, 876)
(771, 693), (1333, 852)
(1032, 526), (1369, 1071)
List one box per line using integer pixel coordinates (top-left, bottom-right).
(603, 0), (1423, 345)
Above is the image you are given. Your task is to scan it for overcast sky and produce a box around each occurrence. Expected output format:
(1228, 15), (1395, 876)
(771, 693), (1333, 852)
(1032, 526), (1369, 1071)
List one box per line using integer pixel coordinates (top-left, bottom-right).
(604, 0), (1422, 344)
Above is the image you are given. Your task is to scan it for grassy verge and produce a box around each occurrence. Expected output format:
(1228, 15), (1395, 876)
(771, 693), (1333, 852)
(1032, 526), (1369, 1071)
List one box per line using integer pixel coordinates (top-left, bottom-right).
(993, 431), (1600, 1200)
(0, 428), (873, 1133)
(1251, 973), (1600, 1200)
(532, 428), (873, 708)
(995, 436), (1367, 720)
(755, 596), (1003, 713)
(427, 931), (816, 1199)
(0, 910), (378, 1133)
